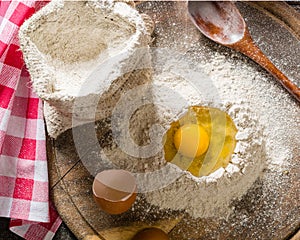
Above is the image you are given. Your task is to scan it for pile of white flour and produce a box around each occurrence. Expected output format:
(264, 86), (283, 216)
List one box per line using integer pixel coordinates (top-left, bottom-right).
(96, 46), (299, 219)
(143, 55), (267, 218)
(141, 46), (299, 218)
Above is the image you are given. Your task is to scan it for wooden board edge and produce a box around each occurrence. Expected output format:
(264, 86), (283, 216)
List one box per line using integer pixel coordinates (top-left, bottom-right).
(248, 1), (300, 41)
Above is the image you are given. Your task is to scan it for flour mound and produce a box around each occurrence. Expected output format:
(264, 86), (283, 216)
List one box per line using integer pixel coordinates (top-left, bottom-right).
(84, 68), (267, 219)
(145, 101), (266, 219)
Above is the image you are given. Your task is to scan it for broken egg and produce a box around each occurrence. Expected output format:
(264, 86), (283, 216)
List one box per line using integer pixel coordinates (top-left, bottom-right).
(92, 169), (137, 215)
(132, 227), (169, 240)
(164, 106), (237, 177)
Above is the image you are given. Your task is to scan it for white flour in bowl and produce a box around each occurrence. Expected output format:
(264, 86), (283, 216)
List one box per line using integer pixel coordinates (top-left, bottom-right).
(19, 0), (154, 138)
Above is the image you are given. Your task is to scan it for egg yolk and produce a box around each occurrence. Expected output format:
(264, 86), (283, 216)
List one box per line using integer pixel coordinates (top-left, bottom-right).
(164, 106), (238, 177)
(173, 124), (209, 158)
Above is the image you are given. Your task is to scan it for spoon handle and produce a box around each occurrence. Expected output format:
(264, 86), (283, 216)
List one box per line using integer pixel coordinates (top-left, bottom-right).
(231, 29), (300, 102)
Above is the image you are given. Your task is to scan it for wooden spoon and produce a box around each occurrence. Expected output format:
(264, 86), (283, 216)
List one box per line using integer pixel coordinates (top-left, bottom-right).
(188, 1), (300, 102)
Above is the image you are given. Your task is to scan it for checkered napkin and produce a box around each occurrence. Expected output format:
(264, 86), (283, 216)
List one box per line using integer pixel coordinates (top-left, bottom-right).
(0, 1), (62, 239)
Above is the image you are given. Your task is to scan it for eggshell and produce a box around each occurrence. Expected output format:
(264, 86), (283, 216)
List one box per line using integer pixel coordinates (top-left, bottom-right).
(92, 169), (137, 215)
(132, 228), (169, 240)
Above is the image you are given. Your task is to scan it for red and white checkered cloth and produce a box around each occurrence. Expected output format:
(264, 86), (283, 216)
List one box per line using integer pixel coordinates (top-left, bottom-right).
(0, 1), (62, 239)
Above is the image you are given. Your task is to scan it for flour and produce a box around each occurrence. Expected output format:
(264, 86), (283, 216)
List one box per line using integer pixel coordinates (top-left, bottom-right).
(19, 0), (154, 138)
(142, 71), (266, 218)
(23, 0), (146, 97)
(97, 45), (299, 219)
(139, 42), (299, 218)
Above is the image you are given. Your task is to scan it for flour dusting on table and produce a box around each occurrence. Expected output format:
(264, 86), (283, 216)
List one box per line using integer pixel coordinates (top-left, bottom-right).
(140, 39), (299, 218)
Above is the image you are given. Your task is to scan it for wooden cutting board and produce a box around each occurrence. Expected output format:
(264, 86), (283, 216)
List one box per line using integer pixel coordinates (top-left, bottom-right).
(48, 2), (300, 240)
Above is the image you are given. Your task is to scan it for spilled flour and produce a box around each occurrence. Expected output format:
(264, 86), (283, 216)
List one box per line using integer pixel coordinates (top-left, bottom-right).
(138, 44), (299, 218)
(140, 54), (267, 218)
(93, 43), (299, 219)
(84, 49), (266, 219)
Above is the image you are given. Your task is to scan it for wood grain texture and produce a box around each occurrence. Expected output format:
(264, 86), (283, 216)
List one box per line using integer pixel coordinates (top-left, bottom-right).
(250, 1), (300, 40)
(49, 2), (300, 240)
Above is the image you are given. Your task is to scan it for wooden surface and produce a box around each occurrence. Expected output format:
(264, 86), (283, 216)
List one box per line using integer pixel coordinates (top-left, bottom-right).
(48, 2), (300, 240)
